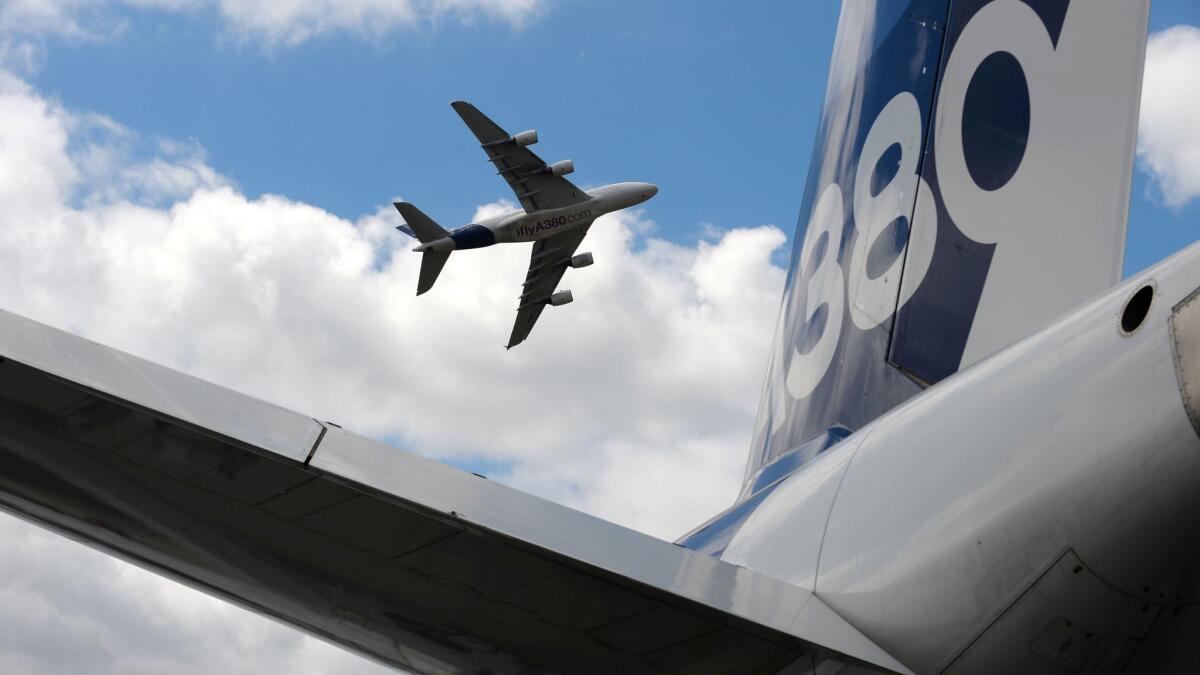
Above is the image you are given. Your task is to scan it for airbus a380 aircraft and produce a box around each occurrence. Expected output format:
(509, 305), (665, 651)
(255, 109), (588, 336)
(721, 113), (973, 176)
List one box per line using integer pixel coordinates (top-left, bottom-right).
(0, 0), (1198, 673)
(395, 101), (658, 348)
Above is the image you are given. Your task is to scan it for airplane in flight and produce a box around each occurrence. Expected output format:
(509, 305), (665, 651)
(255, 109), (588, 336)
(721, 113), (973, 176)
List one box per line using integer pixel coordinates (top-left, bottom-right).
(394, 101), (658, 348)
(0, 1), (1197, 674)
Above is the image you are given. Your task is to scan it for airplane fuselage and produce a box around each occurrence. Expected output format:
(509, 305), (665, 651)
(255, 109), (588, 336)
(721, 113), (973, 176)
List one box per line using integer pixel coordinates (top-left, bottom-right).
(413, 182), (656, 253)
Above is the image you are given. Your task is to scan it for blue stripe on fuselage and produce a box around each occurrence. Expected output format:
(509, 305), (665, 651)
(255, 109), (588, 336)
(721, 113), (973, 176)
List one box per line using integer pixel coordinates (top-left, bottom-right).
(450, 225), (496, 250)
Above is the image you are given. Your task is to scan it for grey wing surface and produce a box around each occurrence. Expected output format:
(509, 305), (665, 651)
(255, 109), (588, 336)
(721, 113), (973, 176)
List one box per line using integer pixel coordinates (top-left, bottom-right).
(509, 226), (590, 349)
(0, 304), (912, 675)
(451, 100), (590, 213)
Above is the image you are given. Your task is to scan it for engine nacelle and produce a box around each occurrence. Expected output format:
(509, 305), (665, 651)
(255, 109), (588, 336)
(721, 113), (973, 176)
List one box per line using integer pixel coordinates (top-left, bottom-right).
(547, 160), (574, 177)
(569, 252), (593, 269)
(512, 130), (538, 147)
(548, 290), (573, 306)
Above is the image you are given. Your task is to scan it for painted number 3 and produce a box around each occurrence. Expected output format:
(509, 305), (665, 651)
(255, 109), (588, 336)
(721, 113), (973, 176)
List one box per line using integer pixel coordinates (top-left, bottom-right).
(778, 0), (1070, 406)
(784, 91), (930, 402)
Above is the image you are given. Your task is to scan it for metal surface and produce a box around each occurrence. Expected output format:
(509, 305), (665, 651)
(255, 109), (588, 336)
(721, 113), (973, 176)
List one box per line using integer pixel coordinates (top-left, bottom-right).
(725, 241), (1200, 673)
(720, 442), (859, 592)
(309, 427), (909, 673)
(748, 0), (1149, 482)
(1170, 286), (1200, 437)
(0, 310), (323, 464)
(0, 305), (910, 674)
(943, 551), (1167, 673)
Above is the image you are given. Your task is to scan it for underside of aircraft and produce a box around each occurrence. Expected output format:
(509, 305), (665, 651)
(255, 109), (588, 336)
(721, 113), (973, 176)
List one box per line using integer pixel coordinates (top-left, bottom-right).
(1, 1), (1199, 674)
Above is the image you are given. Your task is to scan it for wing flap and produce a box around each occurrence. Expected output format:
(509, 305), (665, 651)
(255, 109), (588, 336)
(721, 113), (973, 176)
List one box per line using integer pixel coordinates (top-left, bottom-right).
(0, 305), (911, 675)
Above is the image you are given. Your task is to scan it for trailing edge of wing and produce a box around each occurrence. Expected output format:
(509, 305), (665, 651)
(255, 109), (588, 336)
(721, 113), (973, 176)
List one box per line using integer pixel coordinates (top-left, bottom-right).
(0, 305), (912, 675)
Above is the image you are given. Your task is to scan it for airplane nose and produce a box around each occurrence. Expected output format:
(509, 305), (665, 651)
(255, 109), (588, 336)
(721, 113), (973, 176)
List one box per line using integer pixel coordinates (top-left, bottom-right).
(643, 183), (659, 200)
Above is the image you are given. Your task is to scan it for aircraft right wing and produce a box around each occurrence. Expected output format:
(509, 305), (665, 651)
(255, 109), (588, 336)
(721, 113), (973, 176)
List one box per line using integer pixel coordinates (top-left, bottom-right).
(451, 100), (591, 213)
(0, 300), (912, 675)
(508, 226), (590, 349)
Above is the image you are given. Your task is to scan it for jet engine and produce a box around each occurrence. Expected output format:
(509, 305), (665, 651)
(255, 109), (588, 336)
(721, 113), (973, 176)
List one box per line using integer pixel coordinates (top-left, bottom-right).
(512, 130), (538, 147)
(547, 160), (575, 176)
(569, 252), (593, 268)
(548, 290), (573, 306)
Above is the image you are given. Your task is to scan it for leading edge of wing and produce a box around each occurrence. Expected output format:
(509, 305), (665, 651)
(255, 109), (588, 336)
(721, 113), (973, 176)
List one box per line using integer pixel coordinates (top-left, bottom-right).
(450, 100), (509, 145)
(0, 302), (912, 675)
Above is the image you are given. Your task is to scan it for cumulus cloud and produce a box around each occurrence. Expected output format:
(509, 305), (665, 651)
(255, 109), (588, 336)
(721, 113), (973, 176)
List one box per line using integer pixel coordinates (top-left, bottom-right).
(0, 0), (546, 45)
(0, 0), (96, 39)
(1138, 25), (1200, 208)
(0, 69), (785, 671)
(214, 0), (544, 45)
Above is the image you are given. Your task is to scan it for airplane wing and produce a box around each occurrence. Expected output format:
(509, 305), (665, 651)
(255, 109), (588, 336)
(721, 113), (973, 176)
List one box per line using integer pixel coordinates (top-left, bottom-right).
(0, 305), (911, 675)
(451, 101), (591, 213)
(508, 226), (589, 349)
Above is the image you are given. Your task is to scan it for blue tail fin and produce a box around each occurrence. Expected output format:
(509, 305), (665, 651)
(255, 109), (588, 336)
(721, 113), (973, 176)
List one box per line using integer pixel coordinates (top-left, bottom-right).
(746, 0), (1150, 487)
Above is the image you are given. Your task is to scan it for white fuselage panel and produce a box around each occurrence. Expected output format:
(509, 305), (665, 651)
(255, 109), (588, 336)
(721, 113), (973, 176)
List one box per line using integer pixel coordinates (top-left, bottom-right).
(490, 203), (597, 244)
(723, 241), (1200, 673)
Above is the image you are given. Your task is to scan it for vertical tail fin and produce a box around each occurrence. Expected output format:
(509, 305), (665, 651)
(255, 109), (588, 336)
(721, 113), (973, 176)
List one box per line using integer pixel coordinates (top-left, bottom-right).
(393, 202), (448, 243)
(748, 0), (1150, 485)
(417, 251), (450, 296)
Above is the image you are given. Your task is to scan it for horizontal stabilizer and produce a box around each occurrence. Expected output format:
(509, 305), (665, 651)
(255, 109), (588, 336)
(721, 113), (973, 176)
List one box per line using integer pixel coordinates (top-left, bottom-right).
(0, 305), (912, 675)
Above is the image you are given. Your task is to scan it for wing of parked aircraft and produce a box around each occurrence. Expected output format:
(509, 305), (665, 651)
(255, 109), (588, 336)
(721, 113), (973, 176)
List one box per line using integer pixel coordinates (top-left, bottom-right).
(509, 226), (590, 349)
(0, 306), (910, 675)
(451, 100), (591, 213)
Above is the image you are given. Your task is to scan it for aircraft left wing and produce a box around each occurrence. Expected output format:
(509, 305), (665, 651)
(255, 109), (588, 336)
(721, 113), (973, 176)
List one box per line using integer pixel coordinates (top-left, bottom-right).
(509, 226), (589, 349)
(0, 304), (911, 675)
(451, 100), (590, 213)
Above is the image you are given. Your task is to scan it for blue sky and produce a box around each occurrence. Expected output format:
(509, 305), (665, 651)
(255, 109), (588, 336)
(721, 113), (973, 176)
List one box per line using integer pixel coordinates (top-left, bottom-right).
(27, 1), (1200, 275)
(1128, 0), (1200, 274)
(31, 3), (837, 245)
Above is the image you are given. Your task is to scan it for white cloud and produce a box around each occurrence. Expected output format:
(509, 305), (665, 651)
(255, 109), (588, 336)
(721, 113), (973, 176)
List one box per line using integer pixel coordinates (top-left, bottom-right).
(0, 0), (546, 46)
(1138, 25), (1200, 208)
(0, 69), (785, 671)
(0, 0), (96, 39)
(214, 0), (545, 46)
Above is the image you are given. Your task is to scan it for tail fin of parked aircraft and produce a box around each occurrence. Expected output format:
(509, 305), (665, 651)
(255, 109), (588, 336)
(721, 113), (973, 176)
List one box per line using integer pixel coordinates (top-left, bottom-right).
(743, 0), (1151, 490)
(394, 202), (452, 295)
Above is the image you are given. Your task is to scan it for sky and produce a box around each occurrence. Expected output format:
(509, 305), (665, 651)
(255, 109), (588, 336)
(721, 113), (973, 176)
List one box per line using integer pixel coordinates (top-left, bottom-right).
(0, 1), (1197, 673)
